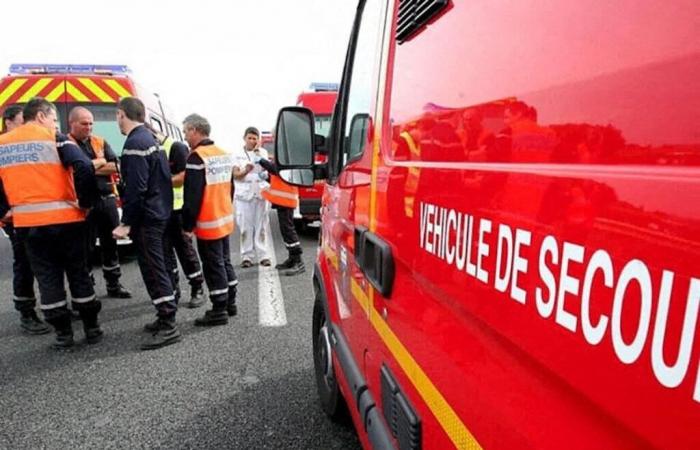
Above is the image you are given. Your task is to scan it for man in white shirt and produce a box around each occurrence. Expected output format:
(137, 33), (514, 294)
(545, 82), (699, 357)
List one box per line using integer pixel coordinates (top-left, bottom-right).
(233, 127), (271, 267)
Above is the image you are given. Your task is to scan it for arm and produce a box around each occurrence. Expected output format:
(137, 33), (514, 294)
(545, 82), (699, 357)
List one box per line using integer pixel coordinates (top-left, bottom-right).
(233, 164), (254, 180)
(181, 153), (205, 232)
(95, 140), (118, 176)
(257, 157), (278, 176)
(170, 142), (189, 188)
(0, 177), (9, 221)
(119, 148), (149, 227)
(57, 139), (97, 209)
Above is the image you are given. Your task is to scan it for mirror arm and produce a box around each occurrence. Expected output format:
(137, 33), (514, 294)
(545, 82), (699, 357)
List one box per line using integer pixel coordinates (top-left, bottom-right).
(314, 163), (328, 180)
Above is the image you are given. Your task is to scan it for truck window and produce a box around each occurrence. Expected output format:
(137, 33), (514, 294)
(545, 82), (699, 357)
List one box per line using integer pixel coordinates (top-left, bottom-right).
(339, 0), (384, 168)
(150, 116), (163, 133)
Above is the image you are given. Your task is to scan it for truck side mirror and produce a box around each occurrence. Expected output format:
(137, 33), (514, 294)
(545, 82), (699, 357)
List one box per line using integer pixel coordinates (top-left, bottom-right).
(275, 107), (316, 187)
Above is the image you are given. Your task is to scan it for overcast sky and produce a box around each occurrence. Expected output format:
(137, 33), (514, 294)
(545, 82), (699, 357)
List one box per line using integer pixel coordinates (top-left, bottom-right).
(1, 0), (357, 149)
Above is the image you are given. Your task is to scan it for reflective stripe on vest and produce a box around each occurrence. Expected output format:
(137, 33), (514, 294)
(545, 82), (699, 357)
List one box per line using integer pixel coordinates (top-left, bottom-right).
(196, 213), (234, 230)
(194, 144), (234, 240)
(0, 124), (85, 227)
(162, 137), (184, 210)
(262, 174), (299, 208)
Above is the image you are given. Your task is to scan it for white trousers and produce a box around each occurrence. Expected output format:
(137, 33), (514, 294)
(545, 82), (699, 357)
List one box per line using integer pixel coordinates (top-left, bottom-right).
(235, 197), (270, 262)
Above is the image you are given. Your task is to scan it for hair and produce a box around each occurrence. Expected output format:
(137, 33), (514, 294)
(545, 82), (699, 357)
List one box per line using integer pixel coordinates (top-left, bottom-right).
(117, 96), (145, 122)
(22, 97), (56, 121)
(2, 105), (23, 128)
(244, 126), (259, 137)
(183, 113), (211, 137)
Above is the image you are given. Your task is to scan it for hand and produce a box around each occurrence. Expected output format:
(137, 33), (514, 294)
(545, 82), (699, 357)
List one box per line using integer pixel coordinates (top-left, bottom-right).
(112, 224), (131, 240)
(245, 163), (255, 173)
(93, 158), (107, 169)
(184, 230), (195, 239)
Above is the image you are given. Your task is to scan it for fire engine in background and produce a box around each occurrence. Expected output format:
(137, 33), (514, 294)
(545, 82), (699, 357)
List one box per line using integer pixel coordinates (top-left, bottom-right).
(0, 63), (183, 150)
(294, 82), (337, 230)
(0, 64), (183, 245)
(274, 1), (700, 449)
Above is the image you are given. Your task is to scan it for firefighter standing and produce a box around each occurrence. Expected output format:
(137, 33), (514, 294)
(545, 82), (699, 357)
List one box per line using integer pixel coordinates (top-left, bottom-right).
(68, 107), (131, 299)
(181, 114), (238, 324)
(113, 97), (180, 350)
(0, 105), (50, 334)
(0, 97), (101, 348)
(257, 157), (305, 275)
(146, 125), (205, 309)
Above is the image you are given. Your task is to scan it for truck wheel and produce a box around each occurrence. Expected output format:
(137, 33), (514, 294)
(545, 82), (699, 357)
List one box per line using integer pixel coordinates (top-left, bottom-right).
(312, 293), (348, 421)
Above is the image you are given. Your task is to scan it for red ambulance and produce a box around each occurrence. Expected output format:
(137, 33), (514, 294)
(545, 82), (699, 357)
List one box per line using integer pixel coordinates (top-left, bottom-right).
(274, 0), (700, 449)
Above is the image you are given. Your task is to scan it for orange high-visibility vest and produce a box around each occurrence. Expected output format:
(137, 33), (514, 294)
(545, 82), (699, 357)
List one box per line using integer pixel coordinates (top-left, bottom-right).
(194, 144), (234, 240)
(262, 174), (299, 208)
(0, 123), (85, 227)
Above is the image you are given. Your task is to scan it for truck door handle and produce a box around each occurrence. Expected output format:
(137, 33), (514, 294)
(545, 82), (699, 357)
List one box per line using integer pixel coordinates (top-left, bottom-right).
(354, 226), (395, 298)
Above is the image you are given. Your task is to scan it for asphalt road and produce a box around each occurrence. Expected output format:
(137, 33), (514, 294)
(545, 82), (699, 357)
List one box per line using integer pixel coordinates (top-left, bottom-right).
(0, 215), (360, 450)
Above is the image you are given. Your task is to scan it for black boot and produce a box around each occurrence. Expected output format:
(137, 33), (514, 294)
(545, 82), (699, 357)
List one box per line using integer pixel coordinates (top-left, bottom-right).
(283, 258), (306, 276)
(80, 311), (103, 345)
(194, 307), (229, 327)
(186, 284), (205, 309)
(19, 310), (51, 335)
(275, 257), (294, 270)
(53, 328), (74, 349)
(106, 282), (132, 299)
(227, 287), (237, 317)
(141, 318), (181, 350)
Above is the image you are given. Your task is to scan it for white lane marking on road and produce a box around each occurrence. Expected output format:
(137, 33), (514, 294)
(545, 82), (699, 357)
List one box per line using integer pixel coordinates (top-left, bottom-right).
(258, 219), (287, 326)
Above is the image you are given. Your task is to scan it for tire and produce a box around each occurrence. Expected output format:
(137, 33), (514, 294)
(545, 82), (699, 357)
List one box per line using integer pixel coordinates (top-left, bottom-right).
(312, 290), (348, 421)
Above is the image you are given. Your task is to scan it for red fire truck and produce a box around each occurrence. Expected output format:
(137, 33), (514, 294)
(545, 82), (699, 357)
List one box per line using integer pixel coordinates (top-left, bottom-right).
(294, 82), (338, 229)
(0, 64), (182, 149)
(274, 1), (700, 449)
(0, 64), (182, 245)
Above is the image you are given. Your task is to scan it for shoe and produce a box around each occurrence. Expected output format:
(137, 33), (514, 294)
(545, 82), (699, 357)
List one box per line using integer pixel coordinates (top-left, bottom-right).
(107, 283), (132, 299)
(194, 309), (229, 327)
(260, 259), (271, 267)
(84, 326), (104, 345)
(275, 257), (294, 270)
(52, 329), (75, 350)
(143, 318), (160, 332)
(283, 260), (306, 276)
(19, 311), (51, 335)
(227, 303), (238, 317)
(186, 285), (205, 309)
(240, 260), (253, 268)
(141, 320), (181, 350)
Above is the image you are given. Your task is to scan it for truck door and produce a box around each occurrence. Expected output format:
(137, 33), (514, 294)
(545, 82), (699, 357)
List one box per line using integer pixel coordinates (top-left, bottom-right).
(321, 0), (386, 402)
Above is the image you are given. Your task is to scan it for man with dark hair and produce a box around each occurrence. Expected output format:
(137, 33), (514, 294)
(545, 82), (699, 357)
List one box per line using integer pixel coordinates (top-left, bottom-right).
(68, 106), (131, 299)
(233, 126), (271, 267)
(0, 105), (50, 334)
(144, 123), (205, 309)
(113, 97), (180, 350)
(181, 113), (238, 323)
(0, 97), (101, 349)
(2, 105), (23, 132)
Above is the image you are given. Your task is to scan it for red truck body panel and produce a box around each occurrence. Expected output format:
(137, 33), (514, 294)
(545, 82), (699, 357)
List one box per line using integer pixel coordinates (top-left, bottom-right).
(310, 1), (699, 448)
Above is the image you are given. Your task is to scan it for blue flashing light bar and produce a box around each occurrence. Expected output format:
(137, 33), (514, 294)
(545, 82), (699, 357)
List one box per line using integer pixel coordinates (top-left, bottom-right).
(309, 82), (339, 92)
(9, 64), (131, 75)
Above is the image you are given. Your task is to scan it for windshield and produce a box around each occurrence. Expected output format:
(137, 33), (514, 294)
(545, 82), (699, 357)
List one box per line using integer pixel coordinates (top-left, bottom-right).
(315, 114), (332, 138)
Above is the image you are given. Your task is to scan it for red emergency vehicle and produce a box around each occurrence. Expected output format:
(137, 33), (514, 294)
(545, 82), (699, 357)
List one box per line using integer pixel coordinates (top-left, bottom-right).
(294, 83), (338, 228)
(274, 1), (700, 449)
(0, 64), (182, 245)
(0, 64), (182, 149)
